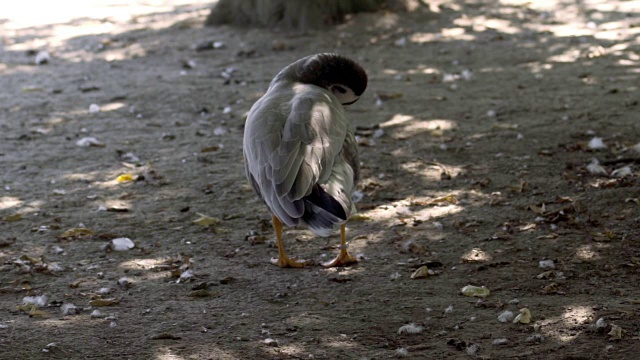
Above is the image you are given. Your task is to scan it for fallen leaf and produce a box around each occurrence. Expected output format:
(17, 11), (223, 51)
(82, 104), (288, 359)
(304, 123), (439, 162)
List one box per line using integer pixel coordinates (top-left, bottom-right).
(89, 298), (120, 307)
(376, 92), (403, 101)
(460, 285), (490, 298)
(188, 289), (213, 297)
(410, 266), (430, 279)
(193, 213), (220, 227)
(59, 228), (94, 240)
(3, 214), (23, 222)
(431, 195), (458, 204)
(350, 214), (372, 221)
(608, 324), (623, 340)
(116, 174), (135, 183)
(513, 308), (532, 324)
(527, 204), (546, 214)
(28, 306), (49, 317)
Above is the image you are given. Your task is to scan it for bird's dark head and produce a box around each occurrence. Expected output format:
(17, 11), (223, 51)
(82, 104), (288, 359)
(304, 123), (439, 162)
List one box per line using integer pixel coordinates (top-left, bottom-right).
(288, 53), (368, 105)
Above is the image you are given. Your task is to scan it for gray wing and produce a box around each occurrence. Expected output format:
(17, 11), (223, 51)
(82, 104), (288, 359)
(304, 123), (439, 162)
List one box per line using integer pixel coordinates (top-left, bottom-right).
(243, 84), (358, 235)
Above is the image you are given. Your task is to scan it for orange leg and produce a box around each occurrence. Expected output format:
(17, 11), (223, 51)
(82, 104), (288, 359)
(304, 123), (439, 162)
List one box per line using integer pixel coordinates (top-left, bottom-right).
(270, 216), (309, 268)
(322, 223), (358, 267)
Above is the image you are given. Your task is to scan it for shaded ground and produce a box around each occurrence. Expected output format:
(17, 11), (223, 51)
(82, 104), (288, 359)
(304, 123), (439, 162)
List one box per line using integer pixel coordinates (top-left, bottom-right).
(1, 0), (640, 359)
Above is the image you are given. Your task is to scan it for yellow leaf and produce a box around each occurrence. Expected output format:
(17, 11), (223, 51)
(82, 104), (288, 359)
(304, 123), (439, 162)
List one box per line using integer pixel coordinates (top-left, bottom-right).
(59, 228), (94, 239)
(350, 214), (372, 221)
(116, 174), (135, 183)
(513, 308), (532, 324)
(431, 195), (458, 204)
(193, 213), (220, 227)
(4, 213), (23, 222)
(527, 204), (546, 214)
(461, 285), (491, 298)
(410, 266), (430, 279)
(29, 306), (48, 317)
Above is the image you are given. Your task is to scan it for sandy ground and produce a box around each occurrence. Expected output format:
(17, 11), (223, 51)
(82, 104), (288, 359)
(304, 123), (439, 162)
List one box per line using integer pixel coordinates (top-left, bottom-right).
(1, 0), (640, 359)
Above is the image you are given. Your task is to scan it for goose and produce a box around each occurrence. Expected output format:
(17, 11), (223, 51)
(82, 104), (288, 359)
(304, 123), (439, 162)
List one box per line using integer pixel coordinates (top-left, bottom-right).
(243, 53), (368, 268)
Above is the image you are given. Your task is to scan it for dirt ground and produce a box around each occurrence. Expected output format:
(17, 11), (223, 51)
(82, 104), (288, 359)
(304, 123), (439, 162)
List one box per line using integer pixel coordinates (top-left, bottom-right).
(1, 0), (640, 359)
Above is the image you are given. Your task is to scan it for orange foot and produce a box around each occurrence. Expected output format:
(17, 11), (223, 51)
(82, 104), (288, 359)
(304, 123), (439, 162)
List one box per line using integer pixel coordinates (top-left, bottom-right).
(270, 256), (312, 268)
(322, 249), (358, 268)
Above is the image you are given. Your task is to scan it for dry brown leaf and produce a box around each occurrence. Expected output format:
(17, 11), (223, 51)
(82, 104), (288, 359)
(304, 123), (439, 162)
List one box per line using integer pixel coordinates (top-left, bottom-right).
(89, 298), (120, 307)
(608, 324), (623, 340)
(193, 213), (220, 227)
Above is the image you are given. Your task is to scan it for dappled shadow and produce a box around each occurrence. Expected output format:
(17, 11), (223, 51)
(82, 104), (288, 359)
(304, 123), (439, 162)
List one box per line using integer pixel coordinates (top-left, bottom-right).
(1, 0), (640, 358)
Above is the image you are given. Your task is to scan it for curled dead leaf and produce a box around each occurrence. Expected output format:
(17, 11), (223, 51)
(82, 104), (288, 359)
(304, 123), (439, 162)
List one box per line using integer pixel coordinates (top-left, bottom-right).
(608, 324), (623, 341)
(410, 266), (430, 279)
(513, 308), (532, 324)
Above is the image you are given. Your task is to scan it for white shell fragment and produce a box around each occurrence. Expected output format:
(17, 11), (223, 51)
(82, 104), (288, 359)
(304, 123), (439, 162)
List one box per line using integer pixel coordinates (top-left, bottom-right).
(98, 287), (111, 295)
(596, 317), (608, 329)
(587, 158), (607, 175)
(121, 152), (140, 162)
(466, 344), (479, 356)
(61, 303), (79, 315)
(497, 310), (515, 323)
(263, 338), (279, 347)
(539, 259), (556, 269)
(633, 142), (640, 154)
(526, 334), (545, 343)
(177, 269), (193, 283)
(23, 295), (48, 307)
(89, 104), (101, 113)
(111, 238), (135, 251)
(214, 126), (228, 135)
(445, 305), (454, 314)
(492, 338), (508, 346)
(394, 37), (407, 47)
(76, 137), (102, 147)
(117, 277), (132, 287)
(611, 166), (632, 178)
(588, 137), (607, 149)
(395, 347), (409, 357)
(397, 323), (423, 335)
(91, 309), (104, 318)
(35, 51), (50, 65)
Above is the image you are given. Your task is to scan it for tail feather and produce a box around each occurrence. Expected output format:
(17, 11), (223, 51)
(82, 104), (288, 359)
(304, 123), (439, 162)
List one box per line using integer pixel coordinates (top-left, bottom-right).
(301, 185), (347, 237)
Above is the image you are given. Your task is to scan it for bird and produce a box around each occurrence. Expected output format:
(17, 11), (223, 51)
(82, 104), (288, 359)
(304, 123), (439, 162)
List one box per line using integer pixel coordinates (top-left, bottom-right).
(243, 53), (368, 268)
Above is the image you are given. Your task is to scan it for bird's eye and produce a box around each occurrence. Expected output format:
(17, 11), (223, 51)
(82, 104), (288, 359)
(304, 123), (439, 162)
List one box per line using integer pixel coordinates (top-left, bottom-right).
(334, 86), (347, 94)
